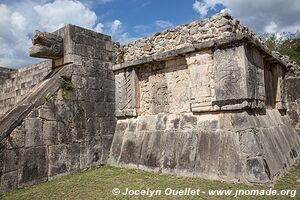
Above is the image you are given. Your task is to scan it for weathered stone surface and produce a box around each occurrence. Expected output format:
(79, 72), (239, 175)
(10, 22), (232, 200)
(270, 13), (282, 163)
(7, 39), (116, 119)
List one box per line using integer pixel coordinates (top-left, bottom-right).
(0, 171), (18, 193)
(2, 129), (25, 149)
(24, 118), (43, 147)
(0, 24), (116, 194)
(286, 77), (300, 136)
(1, 11), (300, 195)
(18, 147), (48, 187)
(43, 121), (58, 145)
(109, 111), (300, 184)
(214, 46), (247, 101)
(29, 31), (63, 59)
(246, 158), (270, 183)
(48, 143), (80, 178)
(115, 68), (138, 117)
(3, 149), (19, 172)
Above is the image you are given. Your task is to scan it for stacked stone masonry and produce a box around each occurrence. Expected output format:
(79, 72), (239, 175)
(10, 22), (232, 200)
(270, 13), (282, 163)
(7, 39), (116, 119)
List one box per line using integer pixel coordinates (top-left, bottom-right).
(286, 77), (300, 136)
(110, 12), (300, 185)
(0, 61), (52, 117)
(0, 25), (116, 193)
(0, 12), (300, 194)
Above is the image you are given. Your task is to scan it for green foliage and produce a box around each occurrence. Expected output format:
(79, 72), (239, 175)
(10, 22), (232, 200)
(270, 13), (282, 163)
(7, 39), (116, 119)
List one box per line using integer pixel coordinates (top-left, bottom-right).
(61, 90), (68, 101)
(43, 92), (52, 103)
(60, 77), (73, 91)
(60, 77), (73, 101)
(265, 35), (300, 76)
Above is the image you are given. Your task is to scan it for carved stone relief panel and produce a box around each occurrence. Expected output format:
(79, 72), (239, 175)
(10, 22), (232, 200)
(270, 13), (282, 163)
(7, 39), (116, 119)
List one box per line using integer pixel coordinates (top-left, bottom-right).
(186, 50), (214, 112)
(165, 58), (190, 113)
(264, 63), (286, 110)
(214, 46), (248, 101)
(138, 58), (190, 115)
(274, 64), (286, 110)
(115, 68), (138, 117)
(245, 46), (265, 108)
(150, 73), (169, 114)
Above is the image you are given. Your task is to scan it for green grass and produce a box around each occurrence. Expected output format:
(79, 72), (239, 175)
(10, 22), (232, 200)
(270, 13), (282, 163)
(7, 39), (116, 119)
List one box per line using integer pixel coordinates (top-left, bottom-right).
(1, 162), (300, 200)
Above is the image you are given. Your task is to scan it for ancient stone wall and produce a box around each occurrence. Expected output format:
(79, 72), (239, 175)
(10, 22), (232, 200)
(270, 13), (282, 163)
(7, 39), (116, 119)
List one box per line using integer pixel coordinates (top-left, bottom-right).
(110, 42), (300, 184)
(0, 61), (52, 117)
(110, 110), (299, 184)
(0, 25), (116, 194)
(115, 12), (264, 64)
(286, 77), (300, 136)
(0, 12), (300, 194)
(0, 67), (16, 84)
(109, 13), (300, 184)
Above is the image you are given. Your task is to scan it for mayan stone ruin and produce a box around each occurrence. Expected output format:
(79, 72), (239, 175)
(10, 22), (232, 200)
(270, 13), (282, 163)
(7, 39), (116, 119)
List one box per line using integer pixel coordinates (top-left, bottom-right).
(0, 12), (300, 194)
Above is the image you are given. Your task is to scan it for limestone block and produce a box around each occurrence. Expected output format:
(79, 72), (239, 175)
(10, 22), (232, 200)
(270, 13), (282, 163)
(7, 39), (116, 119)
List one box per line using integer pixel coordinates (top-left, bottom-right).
(176, 131), (198, 174)
(0, 171), (18, 193)
(165, 114), (181, 130)
(139, 131), (166, 170)
(48, 145), (68, 177)
(2, 129), (25, 149)
(48, 143), (80, 178)
(108, 120), (128, 165)
(72, 75), (87, 89)
(101, 135), (113, 163)
(57, 121), (79, 144)
(214, 46), (248, 101)
(3, 149), (19, 173)
(115, 68), (138, 117)
(162, 131), (177, 171)
(194, 131), (220, 179)
(118, 130), (145, 166)
(165, 62), (190, 113)
(218, 131), (242, 181)
(246, 158), (270, 183)
(136, 115), (157, 131)
(43, 121), (58, 145)
(180, 115), (197, 130)
(85, 139), (102, 167)
(244, 46), (265, 103)
(286, 77), (300, 102)
(18, 147), (48, 187)
(38, 107), (56, 121)
(186, 51), (213, 112)
(24, 118), (43, 147)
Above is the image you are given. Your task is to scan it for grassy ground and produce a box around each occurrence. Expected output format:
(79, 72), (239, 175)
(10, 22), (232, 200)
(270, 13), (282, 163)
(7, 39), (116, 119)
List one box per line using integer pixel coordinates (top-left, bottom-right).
(1, 162), (299, 200)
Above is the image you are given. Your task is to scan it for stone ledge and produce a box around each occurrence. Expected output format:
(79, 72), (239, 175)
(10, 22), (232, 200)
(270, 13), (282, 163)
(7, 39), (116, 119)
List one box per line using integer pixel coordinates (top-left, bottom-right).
(113, 33), (292, 72)
(0, 64), (74, 142)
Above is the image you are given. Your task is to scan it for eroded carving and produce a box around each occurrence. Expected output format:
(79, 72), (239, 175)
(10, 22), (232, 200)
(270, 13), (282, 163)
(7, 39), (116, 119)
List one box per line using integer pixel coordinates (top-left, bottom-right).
(115, 69), (137, 117)
(29, 31), (63, 59)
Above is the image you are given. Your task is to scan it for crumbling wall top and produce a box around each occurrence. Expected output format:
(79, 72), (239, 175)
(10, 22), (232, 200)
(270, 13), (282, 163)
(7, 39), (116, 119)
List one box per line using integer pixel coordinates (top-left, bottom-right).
(114, 12), (298, 75)
(115, 13), (262, 63)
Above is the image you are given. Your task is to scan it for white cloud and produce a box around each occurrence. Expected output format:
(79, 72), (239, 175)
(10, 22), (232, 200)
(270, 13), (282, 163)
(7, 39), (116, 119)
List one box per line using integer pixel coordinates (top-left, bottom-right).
(0, 0), (105, 68)
(193, 0), (300, 34)
(193, 0), (208, 16)
(34, 0), (97, 32)
(106, 19), (138, 44)
(140, 1), (151, 8)
(94, 23), (104, 33)
(155, 20), (174, 29)
(264, 21), (278, 34)
(193, 0), (221, 17)
(117, 32), (138, 44)
(0, 4), (35, 67)
(111, 20), (122, 34)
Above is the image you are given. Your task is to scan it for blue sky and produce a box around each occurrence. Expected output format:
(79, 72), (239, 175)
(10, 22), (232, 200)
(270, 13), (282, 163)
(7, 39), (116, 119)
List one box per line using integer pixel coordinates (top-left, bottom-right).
(0, 0), (300, 68)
